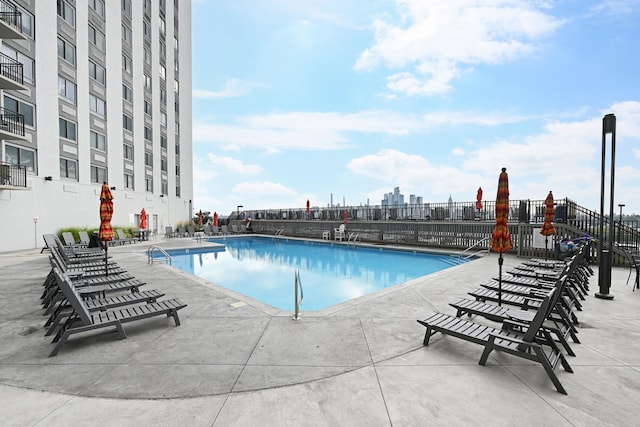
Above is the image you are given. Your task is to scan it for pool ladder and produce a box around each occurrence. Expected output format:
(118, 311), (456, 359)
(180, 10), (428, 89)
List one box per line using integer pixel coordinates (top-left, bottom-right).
(275, 228), (286, 237)
(292, 269), (304, 320)
(347, 233), (360, 247)
(147, 245), (172, 265)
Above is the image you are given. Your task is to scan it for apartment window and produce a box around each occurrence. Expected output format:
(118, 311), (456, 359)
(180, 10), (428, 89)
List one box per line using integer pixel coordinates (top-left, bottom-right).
(57, 0), (75, 27)
(144, 74), (152, 89)
(144, 0), (151, 15)
(123, 143), (134, 160)
(143, 20), (151, 39)
(175, 164), (180, 175)
(59, 118), (77, 141)
(1, 46), (34, 85)
(175, 143), (180, 155)
(160, 88), (166, 103)
(88, 61), (106, 85)
(159, 65), (166, 80)
(145, 177), (153, 192)
(123, 114), (133, 132)
(17, 6), (34, 38)
(91, 165), (107, 183)
(89, 25), (106, 52)
(174, 36), (179, 51)
(174, 101), (179, 113)
(174, 80), (179, 94)
(124, 173), (134, 189)
(144, 47), (151, 65)
(160, 134), (167, 149)
(144, 151), (153, 167)
(122, 54), (132, 74)
(144, 99), (152, 116)
(58, 76), (76, 103)
(90, 130), (106, 151)
(122, 84), (133, 102)
(161, 181), (168, 195)
(175, 185), (181, 197)
(122, 0), (132, 16)
(174, 57), (179, 72)
(89, 94), (106, 117)
(160, 157), (167, 172)
(144, 126), (152, 141)
(159, 40), (166, 58)
(89, 0), (105, 17)
(4, 144), (35, 173)
(59, 157), (77, 179)
(57, 37), (76, 65)
(122, 24), (132, 45)
(175, 121), (180, 135)
(160, 17), (166, 35)
(3, 95), (34, 128)
(160, 111), (167, 127)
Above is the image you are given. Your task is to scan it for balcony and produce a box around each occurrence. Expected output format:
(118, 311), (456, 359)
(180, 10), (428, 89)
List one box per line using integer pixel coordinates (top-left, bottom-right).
(0, 51), (24, 90)
(0, 161), (28, 189)
(0, 107), (25, 139)
(0, 0), (24, 39)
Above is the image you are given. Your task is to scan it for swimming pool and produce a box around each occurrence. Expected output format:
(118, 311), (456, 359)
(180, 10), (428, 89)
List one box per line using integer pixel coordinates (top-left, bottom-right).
(162, 237), (469, 311)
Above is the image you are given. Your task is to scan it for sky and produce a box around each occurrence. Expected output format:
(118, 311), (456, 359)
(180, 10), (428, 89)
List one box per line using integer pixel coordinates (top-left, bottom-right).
(190, 0), (640, 217)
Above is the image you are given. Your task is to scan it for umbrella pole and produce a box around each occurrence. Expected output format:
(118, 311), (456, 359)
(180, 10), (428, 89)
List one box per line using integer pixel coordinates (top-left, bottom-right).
(105, 243), (108, 277)
(498, 253), (503, 306)
(545, 237), (549, 260)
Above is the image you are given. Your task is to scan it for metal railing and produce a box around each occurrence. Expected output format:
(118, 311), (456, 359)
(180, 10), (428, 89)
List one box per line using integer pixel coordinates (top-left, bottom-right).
(0, 161), (26, 188)
(460, 237), (491, 259)
(292, 269), (303, 320)
(0, 52), (23, 85)
(0, 107), (25, 136)
(0, 1), (22, 32)
(147, 245), (171, 265)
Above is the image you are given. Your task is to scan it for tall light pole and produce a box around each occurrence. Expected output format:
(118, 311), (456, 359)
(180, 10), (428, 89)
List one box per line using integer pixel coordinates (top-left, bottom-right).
(596, 113), (616, 300)
(618, 203), (625, 244)
(237, 205), (243, 221)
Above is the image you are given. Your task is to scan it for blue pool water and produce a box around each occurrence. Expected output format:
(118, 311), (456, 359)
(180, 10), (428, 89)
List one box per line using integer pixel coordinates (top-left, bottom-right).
(162, 237), (469, 311)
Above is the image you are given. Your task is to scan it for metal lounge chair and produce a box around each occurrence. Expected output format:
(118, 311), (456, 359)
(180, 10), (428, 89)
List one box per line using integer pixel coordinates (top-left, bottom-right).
(116, 229), (139, 244)
(417, 287), (573, 394)
(48, 268), (186, 357)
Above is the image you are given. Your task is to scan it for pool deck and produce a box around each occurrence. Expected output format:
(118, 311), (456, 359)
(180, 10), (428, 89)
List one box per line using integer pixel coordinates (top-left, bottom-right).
(1, 235), (639, 426)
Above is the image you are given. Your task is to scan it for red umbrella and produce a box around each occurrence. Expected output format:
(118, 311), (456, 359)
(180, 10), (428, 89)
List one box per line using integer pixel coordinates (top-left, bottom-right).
(490, 168), (512, 305)
(140, 208), (147, 230)
(475, 187), (483, 210)
(197, 209), (203, 226)
(98, 182), (114, 275)
(306, 199), (310, 219)
(540, 191), (556, 258)
(213, 211), (219, 227)
(343, 209), (348, 224)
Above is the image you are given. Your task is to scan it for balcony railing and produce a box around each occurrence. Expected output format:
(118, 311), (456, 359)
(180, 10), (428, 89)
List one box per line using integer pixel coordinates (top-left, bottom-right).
(0, 0), (21, 31)
(0, 51), (23, 85)
(0, 106), (25, 136)
(0, 161), (26, 188)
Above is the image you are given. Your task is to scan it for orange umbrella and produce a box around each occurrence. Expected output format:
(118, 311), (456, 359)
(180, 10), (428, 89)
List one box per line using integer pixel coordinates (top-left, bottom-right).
(197, 209), (203, 226)
(98, 182), (114, 275)
(490, 168), (512, 305)
(540, 191), (556, 258)
(475, 187), (483, 210)
(140, 208), (147, 230)
(213, 211), (219, 227)
(306, 199), (310, 219)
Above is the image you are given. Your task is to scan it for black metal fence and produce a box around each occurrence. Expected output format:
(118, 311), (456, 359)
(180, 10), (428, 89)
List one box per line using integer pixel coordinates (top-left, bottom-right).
(0, 52), (23, 85)
(0, 161), (26, 187)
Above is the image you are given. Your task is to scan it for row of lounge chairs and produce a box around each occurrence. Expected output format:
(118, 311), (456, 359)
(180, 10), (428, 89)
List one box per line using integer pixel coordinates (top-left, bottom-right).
(54, 230), (141, 249)
(39, 234), (187, 357)
(417, 243), (592, 395)
(164, 224), (240, 238)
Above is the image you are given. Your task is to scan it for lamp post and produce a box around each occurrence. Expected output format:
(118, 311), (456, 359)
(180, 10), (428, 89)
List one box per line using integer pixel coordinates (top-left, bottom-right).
(618, 203), (625, 244)
(596, 113), (616, 300)
(237, 205), (243, 221)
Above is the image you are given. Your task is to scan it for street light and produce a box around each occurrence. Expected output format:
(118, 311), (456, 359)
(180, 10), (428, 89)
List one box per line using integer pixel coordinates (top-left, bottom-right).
(596, 113), (616, 300)
(237, 205), (243, 220)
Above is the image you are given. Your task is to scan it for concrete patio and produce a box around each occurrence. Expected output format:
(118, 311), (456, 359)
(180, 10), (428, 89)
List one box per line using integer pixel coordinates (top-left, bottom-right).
(1, 236), (639, 426)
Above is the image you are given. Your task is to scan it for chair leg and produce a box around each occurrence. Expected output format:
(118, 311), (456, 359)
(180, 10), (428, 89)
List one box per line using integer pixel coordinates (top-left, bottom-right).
(478, 338), (495, 365)
(533, 347), (568, 395)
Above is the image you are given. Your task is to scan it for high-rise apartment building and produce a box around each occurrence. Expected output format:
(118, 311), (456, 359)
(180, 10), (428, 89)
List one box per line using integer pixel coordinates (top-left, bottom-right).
(0, 0), (192, 252)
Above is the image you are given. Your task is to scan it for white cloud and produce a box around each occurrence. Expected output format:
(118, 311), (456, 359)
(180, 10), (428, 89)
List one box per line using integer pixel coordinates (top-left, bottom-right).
(355, 0), (564, 96)
(205, 153), (263, 174)
(193, 78), (259, 99)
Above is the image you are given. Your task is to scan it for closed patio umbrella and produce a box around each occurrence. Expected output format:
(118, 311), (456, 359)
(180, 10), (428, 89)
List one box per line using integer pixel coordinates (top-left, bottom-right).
(476, 187), (483, 220)
(490, 168), (512, 306)
(98, 182), (114, 275)
(540, 191), (556, 258)
(343, 209), (348, 224)
(306, 199), (310, 219)
(140, 208), (147, 230)
(213, 211), (219, 227)
(197, 209), (203, 226)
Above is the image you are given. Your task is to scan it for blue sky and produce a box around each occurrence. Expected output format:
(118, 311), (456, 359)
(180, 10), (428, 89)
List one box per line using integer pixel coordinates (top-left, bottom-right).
(191, 0), (640, 217)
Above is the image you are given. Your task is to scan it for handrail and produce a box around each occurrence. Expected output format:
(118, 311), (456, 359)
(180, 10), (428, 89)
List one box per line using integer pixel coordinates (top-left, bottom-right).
(347, 233), (360, 247)
(460, 237), (490, 259)
(292, 269), (304, 320)
(275, 228), (285, 237)
(147, 245), (171, 265)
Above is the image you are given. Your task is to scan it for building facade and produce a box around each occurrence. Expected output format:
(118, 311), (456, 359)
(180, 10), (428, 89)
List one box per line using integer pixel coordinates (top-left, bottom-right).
(0, 0), (193, 252)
